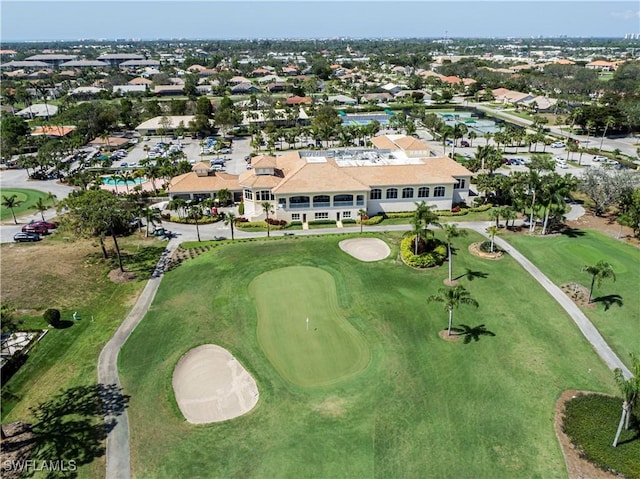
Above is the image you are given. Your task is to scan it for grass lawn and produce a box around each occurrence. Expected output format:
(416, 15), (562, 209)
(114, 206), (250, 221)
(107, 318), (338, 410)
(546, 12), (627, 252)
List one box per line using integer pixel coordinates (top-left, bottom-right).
(1, 234), (165, 479)
(503, 230), (640, 366)
(0, 188), (54, 222)
(120, 231), (619, 479)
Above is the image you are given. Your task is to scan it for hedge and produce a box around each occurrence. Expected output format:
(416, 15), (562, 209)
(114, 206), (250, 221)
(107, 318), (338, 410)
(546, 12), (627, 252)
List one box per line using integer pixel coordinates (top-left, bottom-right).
(342, 219), (357, 224)
(362, 215), (385, 225)
(235, 221), (287, 230)
(165, 216), (221, 225)
(400, 235), (447, 268)
(308, 220), (337, 226)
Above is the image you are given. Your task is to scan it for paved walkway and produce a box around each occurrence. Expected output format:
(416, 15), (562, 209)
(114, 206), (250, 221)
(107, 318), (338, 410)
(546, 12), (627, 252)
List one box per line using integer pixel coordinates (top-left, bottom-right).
(97, 239), (179, 479)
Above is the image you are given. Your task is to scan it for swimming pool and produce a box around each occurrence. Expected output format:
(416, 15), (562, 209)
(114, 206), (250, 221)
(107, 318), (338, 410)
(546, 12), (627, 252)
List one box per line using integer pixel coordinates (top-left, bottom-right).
(102, 176), (147, 186)
(341, 113), (392, 126)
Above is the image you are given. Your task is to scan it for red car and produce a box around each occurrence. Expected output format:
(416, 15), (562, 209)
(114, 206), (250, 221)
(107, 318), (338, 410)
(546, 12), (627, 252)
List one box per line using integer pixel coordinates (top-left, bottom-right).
(22, 223), (48, 235)
(29, 220), (57, 229)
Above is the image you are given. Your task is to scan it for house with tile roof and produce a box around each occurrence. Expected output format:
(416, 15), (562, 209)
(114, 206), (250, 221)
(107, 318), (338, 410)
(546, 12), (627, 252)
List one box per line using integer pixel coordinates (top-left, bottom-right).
(167, 136), (472, 223)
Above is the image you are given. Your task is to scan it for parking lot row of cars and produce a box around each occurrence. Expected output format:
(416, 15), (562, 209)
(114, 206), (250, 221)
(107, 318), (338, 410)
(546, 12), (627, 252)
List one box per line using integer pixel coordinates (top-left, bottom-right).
(13, 220), (57, 242)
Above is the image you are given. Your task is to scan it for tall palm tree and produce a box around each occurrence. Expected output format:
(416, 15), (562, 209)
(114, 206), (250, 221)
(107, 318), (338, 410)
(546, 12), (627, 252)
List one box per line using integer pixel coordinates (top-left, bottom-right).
(34, 197), (48, 221)
(441, 224), (467, 284)
(224, 212), (237, 240)
(582, 261), (616, 304)
(188, 205), (203, 242)
(169, 198), (187, 219)
(502, 206), (518, 230)
(2, 194), (22, 224)
(487, 225), (499, 252)
(427, 285), (479, 336)
(599, 116), (616, 152)
(358, 209), (367, 234)
(612, 354), (640, 447)
(261, 201), (274, 237)
(46, 191), (58, 207)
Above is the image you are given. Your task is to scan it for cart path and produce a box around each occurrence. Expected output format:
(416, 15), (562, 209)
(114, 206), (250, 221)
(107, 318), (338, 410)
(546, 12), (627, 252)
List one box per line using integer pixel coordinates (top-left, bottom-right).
(97, 239), (179, 479)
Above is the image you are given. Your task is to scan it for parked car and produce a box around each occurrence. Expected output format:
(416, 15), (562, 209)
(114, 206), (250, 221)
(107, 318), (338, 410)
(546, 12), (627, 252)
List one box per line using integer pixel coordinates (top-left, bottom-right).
(550, 142), (565, 148)
(29, 220), (57, 229)
(14, 232), (41, 242)
(592, 155), (607, 162)
(22, 223), (48, 235)
(460, 140), (470, 147)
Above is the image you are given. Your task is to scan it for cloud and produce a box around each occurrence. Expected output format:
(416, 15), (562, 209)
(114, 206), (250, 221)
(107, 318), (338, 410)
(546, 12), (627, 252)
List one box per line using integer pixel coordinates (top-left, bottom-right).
(611, 9), (640, 20)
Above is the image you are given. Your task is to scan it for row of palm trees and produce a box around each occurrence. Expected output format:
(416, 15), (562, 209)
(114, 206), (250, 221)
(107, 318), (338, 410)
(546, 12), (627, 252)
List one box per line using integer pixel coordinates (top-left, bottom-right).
(2, 192), (57, 224)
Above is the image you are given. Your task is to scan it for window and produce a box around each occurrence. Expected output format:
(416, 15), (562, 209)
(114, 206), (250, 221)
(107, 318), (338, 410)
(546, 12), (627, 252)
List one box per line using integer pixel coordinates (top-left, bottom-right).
(291, 213), (300, 221)
(356, 195), (365, 206)
(454, 178), (466, 189)
(315, 212), (328, 220)
(418, 187), (429, 198)
(402, 187), (414, 199)
(244, 189), (253, 200)
(370, 188), (382, 200)
(290, 196), (310, 208)
(386, 188), (398, 199)
(434, 186), (446, 197)
(342, 211), (351, 218)
(257, 190), (273, 201)
(278, 198), (287, 208)
(313, 195), (330, 206)
(333, 194), (353, 206)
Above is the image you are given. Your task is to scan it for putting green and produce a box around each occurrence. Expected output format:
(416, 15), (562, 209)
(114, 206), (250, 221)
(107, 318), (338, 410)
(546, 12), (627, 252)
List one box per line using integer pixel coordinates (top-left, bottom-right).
(249, 266), (370, 387)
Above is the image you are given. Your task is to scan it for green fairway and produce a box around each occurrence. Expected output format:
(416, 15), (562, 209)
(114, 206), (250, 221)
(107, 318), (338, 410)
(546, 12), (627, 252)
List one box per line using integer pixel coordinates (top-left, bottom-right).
(119, 232), (620, 479)
(0, 188), (54, 221)
(250, 266), (370, 387)
(504, 230), (640, 365)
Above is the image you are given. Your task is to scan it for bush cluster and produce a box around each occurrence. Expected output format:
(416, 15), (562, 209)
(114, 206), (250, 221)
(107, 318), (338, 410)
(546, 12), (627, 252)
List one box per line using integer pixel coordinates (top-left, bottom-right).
(43, 308), (61, 327)
(563, 394), (640, 479)
(167, 216), (220, 225)
(400, 235), (447, 268)
(479, 241), (502, 253)
(308, 219), (337, 225)
(362, 215), (385, 225)
(342, 219), (357, 224)
(266, 218), (287, 226)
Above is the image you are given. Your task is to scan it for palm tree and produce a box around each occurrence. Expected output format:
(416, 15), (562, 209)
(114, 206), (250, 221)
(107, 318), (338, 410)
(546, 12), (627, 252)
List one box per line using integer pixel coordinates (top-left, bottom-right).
(261, 201), (274, 237)
(2, 194), (22, 224)
(169, 198), (187, 219)
(582, 261), (616, 304)
(441, 224), (467, 284)
(612, 354), (640, 447)
(502, 206), (518, 230)
(427, 285), (479, 337)
(489, 207), (502, 228)
(34, 197), (47, 221)
(487, 225), (499, 252)
(224, 212), (237, 240)
(144, 206), (162, 237)
(358, 209), (367, 234)
(217, 188), (232, 206)
(599, 116), (616, 152)
(46, 191), (58, 207)
(188, 205), (203, 242)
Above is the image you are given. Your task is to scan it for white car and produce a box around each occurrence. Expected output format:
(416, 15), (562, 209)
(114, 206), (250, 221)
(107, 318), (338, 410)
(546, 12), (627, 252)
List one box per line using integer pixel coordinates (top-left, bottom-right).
(550, 142), (566, 148)
(592, 155), (607, 162)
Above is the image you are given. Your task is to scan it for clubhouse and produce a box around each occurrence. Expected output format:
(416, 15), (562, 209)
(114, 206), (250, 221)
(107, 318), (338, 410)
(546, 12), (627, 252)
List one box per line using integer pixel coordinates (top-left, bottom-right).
(167, 135), (473, 222)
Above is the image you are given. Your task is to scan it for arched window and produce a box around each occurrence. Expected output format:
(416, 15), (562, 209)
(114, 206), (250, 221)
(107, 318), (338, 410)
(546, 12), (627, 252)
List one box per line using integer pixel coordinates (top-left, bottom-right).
(434, 186), (446, 197)
(333, 194), (353, 206)
(386, 188), (398, 199)
(313, 195), (330, 206)
(418, 187), (429, 198)
(402, 187), (414, 199)
(370, 189), (382, 200)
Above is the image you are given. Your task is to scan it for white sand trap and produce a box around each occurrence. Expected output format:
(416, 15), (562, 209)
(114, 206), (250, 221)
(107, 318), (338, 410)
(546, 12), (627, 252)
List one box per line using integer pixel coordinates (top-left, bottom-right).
(339, 238), (390, 262)
(172, 344), (259, 424)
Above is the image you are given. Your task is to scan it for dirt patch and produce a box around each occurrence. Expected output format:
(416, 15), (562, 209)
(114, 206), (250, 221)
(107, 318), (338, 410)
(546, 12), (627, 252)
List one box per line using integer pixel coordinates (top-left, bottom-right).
(107, 269), (137, 283)
(555, 390), (622, 479)
(560, 283), (597, 309)
(0, 422), (35, 479)
(438, 330), (462, 342)
(566, 212), (639, 248)
(314, 397), (347, 417)
(468, 242), (504, 260)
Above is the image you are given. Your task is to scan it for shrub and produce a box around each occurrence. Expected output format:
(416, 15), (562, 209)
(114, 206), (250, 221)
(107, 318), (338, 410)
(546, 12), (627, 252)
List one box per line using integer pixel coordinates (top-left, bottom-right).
(385, 212), (414, 219)
(168, 216), (220, 225)
(236, 217), (249, 222)
(362, 215), (385, 225)
(342, 219), (357, 224)
(289, 221), (302, 226)
(479, 241), (502, 253)
(266, 218), (287, 226)
(238, 202), (245, 215)
(400, 235), (447, 268)
(308, 220), (336, 226)
(43, 308), (61, 327)
(563, 394), (640, 479)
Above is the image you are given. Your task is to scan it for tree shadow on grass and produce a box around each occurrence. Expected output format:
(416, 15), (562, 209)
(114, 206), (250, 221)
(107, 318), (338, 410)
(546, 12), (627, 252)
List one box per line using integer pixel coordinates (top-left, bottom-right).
(560, 227), (586, 238)
(453, 268), (489, 282)
(593, 294), (623, 311)
(450, 324), (496, 344)
(25, 384), (130, 478)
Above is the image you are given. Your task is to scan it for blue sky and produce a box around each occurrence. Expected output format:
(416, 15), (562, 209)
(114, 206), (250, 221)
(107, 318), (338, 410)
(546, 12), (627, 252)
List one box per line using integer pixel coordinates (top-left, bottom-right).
(2, 1), (639, 42)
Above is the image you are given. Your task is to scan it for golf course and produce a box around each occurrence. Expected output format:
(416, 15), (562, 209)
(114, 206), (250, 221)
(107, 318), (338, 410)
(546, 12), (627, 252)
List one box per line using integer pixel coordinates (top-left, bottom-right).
(118, 230), (625, 478)
(0, 188), (54, 222)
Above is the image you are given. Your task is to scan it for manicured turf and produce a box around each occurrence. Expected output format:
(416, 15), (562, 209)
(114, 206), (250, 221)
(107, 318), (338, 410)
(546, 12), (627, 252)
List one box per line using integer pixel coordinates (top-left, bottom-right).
(503, 230), (640, 365)
(0, 188), (53, 221)
(250, 266), (370, 387)
(120, 231), (620, 479)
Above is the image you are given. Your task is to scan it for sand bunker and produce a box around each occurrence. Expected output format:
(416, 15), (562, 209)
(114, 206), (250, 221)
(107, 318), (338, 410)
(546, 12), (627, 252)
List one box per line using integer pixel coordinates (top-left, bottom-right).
(172, 344), (259, 424)
(339, 238), (390, 262)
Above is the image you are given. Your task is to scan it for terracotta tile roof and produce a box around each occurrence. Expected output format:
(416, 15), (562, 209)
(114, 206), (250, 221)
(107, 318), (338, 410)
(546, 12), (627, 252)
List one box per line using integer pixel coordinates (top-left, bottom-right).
(168, 172), (240, 193)
(370, 136), (400, 150)
(129, 77), (153, 85)
(272, 160), (368, 194)
(192, 161), (210, 170)
(394, 136), (430, 151)
(31, 125), (76, 137)
(285, 95), (313, 105)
